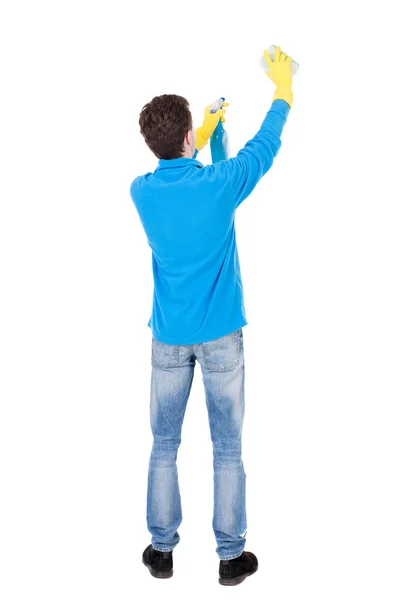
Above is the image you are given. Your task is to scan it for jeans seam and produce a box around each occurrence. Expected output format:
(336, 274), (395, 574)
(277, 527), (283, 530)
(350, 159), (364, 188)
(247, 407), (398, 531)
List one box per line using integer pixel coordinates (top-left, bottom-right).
(152, 545), (174, 552)
(218, 551), (243, 560)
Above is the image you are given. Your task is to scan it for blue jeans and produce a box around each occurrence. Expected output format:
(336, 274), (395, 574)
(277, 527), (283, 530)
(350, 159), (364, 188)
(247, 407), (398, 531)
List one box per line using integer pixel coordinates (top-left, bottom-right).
(147, 328), (247, 560)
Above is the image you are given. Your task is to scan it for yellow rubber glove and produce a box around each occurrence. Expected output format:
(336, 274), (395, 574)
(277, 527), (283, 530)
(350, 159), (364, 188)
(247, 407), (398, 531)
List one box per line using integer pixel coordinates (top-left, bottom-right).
(263, 46), (293, 107)
(195, 100), (229, 151)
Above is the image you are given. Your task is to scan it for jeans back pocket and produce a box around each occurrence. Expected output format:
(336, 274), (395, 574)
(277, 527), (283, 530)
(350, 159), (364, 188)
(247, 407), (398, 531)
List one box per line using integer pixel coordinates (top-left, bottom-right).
(151, 337), (179, 368)
(202, 329), (240, 372)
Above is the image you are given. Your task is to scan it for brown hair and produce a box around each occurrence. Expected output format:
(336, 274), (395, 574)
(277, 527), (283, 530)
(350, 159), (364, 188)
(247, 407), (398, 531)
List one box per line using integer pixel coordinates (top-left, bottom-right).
(138, 94), (193, 159)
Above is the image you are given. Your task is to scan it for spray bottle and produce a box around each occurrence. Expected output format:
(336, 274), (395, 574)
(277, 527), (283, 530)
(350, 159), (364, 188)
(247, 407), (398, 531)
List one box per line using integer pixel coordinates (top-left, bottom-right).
(209, 97), (230, 162)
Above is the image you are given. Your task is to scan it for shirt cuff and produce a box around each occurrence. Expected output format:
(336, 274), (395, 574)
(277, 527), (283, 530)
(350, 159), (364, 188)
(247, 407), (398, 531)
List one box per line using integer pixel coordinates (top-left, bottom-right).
(271, 99), (291, 115)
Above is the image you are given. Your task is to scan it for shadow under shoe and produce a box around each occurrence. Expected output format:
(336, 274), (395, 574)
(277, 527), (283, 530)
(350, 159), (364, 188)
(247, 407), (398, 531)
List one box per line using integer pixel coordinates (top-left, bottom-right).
(142, 544), (173, 579)
(219, 551), (258, 586)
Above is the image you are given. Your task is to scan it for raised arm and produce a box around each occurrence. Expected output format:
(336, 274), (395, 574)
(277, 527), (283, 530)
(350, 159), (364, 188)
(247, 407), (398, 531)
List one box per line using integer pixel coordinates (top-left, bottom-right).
(220, 46), (294, 208)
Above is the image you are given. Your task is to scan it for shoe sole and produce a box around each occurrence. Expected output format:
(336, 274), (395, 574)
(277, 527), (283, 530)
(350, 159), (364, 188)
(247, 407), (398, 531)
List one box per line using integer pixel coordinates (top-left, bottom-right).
(219, 564), (258, 586)
(142, 558), (173, 579)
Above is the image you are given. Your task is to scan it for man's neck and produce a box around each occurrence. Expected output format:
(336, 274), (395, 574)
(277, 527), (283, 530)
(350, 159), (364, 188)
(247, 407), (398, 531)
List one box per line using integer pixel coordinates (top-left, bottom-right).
(181, 148), (195, 159)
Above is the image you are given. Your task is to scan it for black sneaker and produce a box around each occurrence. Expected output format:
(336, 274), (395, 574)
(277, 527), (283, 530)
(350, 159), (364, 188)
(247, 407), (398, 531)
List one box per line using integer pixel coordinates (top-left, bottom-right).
(219, 551), (258, 586)
(142, 544), (173, 579)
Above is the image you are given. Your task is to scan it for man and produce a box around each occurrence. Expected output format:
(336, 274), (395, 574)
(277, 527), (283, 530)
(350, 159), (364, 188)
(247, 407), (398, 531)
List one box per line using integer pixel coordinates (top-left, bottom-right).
(130, 46), (294, 586)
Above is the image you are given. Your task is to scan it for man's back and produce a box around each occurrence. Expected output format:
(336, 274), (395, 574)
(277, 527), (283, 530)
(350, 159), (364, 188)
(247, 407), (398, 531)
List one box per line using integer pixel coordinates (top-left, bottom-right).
(131, 157), (245, 344)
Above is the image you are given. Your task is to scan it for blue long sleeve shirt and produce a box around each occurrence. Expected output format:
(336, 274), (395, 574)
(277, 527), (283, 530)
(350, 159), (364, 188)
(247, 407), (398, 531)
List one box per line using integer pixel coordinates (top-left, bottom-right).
(130, 99), (290, 345)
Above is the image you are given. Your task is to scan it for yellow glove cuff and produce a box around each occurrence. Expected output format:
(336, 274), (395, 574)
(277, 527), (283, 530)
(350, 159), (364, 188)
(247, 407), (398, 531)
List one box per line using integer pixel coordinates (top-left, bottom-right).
(273, 88), (293, 108)
(195, 128), (208, 152)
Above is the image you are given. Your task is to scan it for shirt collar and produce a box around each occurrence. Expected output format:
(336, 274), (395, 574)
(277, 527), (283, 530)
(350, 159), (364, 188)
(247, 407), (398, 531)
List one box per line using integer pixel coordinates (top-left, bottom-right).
(156, 157), (203, 170)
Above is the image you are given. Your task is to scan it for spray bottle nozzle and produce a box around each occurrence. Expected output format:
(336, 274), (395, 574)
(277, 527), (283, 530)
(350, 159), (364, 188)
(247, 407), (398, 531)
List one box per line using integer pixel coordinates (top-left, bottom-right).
(209, 97), (225, 114)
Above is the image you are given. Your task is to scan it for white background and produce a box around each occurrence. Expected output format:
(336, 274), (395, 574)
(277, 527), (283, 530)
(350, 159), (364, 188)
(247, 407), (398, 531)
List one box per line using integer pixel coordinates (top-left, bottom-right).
(1, 0), (399, 598)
